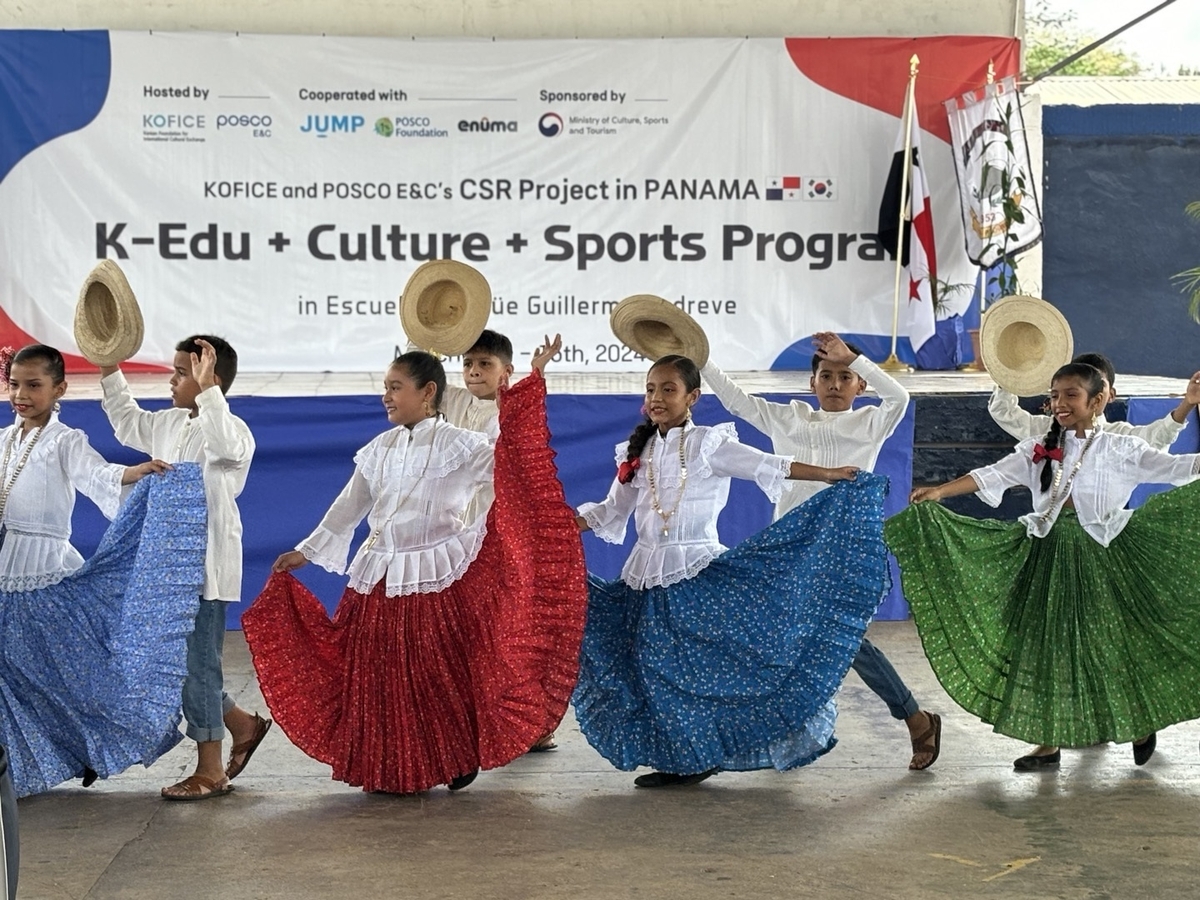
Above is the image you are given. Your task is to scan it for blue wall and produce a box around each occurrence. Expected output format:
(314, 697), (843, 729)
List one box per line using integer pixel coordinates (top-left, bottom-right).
(1042, 103), (1200, 378)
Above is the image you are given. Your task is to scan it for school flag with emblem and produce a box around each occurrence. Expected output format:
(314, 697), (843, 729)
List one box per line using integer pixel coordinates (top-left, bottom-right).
(878, 93), (938, 352)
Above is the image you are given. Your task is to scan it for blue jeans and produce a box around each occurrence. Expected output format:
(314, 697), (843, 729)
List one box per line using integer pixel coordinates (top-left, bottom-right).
(182, 599), (236, 742)
(851, 638), (920, 720)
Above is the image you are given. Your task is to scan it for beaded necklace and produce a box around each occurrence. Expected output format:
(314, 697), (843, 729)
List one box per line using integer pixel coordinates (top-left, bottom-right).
(0, 425), (45, 523)
(645, 424), (689, 537)
(1038, 428), (1099, 525)
(361, 417), (439, 552)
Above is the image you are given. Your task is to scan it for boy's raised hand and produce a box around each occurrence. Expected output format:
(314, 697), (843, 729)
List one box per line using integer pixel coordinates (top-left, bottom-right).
(190, 338), (220, 392)
(812, 332), (857, 366)
(1186, 371), (1200, 407)
(532, 334), (563, 373)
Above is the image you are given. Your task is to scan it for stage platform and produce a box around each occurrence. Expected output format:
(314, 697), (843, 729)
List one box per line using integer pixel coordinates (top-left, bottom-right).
(55, 367), (1200, 625)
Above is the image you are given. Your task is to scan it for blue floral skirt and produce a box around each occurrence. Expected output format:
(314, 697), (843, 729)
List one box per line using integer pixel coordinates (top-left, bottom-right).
(572, 473), (890, 775)
(0, 465), (206, 796)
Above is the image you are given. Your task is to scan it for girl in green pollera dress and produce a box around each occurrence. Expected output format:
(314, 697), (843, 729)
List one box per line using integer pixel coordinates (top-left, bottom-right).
(884, 362), (1200, 771)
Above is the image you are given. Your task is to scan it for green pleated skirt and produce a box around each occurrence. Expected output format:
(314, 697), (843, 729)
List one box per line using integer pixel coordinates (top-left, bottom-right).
(884, 480), (1200, 747)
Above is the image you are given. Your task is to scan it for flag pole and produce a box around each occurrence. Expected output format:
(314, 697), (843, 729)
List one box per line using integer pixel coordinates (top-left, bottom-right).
(879, 54), (919, 373)
(960, 59), (996, 373)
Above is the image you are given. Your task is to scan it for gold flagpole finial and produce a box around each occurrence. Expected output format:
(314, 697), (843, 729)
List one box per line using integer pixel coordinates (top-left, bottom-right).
(987, 59), (996, 84)
(909, 54), (920, 77)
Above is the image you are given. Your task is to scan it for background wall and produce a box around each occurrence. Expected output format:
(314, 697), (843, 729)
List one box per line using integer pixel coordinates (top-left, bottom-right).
(0, 0), (1023, 38)
(1042, 103), (1200, 378)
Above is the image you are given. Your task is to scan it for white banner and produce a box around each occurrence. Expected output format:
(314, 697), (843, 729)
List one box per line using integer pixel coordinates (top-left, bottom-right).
(945, 76), (1043, 269)
(0, 33), (1016, 371)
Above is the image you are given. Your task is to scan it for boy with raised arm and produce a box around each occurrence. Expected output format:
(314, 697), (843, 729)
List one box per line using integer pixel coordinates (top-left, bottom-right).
(702, 332), (942, 770)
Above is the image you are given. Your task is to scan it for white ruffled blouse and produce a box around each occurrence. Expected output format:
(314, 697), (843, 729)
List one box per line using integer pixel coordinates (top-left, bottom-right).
(298, 416), (494, 596)
(0, 417), (125, 591)
(578, 422), (792, 590)
(970, 429), (1200, 546)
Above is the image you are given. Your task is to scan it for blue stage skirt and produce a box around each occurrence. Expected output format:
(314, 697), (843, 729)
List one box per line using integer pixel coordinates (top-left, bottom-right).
(0, 465), (206, 797)
(572, 473), (890, 775)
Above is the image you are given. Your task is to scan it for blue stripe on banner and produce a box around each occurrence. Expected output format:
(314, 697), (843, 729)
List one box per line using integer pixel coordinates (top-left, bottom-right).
(770, 315), (971, 372)
(57, 392), (915, 623)
(0, 30), (111, 184)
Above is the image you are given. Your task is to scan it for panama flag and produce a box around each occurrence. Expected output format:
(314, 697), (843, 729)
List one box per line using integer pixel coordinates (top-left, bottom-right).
(878, 99), (938, 351)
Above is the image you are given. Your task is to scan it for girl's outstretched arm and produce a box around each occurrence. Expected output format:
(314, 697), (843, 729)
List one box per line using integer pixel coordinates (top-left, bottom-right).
(787, 461), (859, 483)
(910, 474), (982, 504)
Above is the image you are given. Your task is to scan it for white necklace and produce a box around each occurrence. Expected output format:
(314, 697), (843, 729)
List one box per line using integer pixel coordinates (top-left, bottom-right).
(0, 425), (45, 523)
(645, 425), (689, 537)
(361, 417), (439, 552)
(1039, 428), (1099, 524)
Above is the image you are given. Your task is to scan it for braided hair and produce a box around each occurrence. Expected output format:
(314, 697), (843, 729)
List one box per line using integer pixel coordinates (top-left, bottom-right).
(1037, 362), (1106, 492)
(624, 354), (702, 464)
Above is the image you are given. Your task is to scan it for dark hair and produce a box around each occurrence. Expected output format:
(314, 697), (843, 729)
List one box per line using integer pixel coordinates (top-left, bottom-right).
(465, 329), (513, 365)
(811, 341), (867, 374)
(1037, 362), (1106, 492)
(8, 344), (65, 384)
(625, 355), (702, 464)
(176, 335), (238, 394)
(391, 350), (447, 411)
(1071, 352), (1116, 389)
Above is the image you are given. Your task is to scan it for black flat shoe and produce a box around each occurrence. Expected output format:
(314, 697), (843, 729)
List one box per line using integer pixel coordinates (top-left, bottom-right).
(81, 767), (98, 788)
(1013, 750), (1061, 771)
(448, 769), (479, 791)
(1133, 733), (1157, 766)
(633, 768), (718, 788)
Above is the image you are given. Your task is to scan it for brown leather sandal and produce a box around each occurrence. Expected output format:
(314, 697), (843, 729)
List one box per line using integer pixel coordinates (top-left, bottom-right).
(225, 713), (272, 781)
(909, 711), (942, 770)
(161, 774), (234, 801)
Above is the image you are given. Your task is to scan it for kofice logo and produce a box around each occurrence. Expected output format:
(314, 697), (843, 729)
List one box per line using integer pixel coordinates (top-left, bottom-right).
(538, 112), (563, 137)
(457, 116), (517, 134)
(143, 113), (205, 130)
(216, 113), (272, 137)
(300, 114), (366, 137)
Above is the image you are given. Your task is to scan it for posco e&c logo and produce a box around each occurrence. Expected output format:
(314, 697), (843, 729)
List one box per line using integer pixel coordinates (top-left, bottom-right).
(539, 112), (563, 137)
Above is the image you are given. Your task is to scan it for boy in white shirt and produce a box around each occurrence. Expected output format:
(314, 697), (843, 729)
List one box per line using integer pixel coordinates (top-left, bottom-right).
(989, 351), (1199, 448)
(407, 328), (563, 751)
(703, 332), (942, 769)
(100, 335), (269, 800)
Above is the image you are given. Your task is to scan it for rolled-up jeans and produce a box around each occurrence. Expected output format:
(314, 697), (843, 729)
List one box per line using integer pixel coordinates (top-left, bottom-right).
(850, 638), (920, 720)
(183, 599), (236, 743)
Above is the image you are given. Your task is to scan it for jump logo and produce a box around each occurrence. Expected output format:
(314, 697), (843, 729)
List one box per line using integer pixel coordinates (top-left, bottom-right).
(300, 114), (366, 137)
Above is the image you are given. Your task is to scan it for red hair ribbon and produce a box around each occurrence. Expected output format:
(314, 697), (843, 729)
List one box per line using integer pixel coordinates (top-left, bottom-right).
(0, 346), (14, 386)
(1032, 444), (1063, 463)
(617, 457), (641, 484)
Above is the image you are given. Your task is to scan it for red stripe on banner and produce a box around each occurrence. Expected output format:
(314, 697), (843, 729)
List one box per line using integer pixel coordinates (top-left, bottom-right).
(783, 37), (1021, 145)
(0, 304), (169, 374)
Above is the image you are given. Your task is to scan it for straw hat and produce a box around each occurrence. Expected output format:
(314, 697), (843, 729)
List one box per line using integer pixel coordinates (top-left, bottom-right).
(400, 260), (492, 356)
(74, 260), (145, 367)
(979, 295), (1074, 396)
(610, 295), (710, 368)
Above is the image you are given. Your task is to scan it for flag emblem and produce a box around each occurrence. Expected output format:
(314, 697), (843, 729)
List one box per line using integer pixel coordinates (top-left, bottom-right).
(766, 176), (803, 201)
(803, 177), (836, 200)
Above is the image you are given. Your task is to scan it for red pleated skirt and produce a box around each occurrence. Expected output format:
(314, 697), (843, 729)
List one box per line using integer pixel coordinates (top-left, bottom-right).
(242, 371), (587, 793)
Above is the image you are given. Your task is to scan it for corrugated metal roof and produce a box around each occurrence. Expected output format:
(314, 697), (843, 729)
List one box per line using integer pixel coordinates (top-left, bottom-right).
(1027, 76), (1200, 105)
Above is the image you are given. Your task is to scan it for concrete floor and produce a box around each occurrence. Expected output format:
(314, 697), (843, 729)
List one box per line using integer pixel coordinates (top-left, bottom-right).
(16, 622), (1200, 900)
